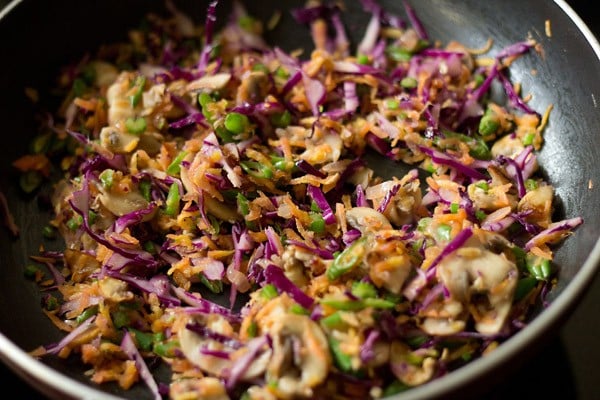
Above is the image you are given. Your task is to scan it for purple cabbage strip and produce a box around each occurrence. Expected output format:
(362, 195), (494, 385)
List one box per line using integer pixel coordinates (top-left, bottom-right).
(419, 146), (487, 180)
(105, 270), (181, 307)
(121, 330), (162, 400)
(44, 316), (96, 355)
(225, 335), (271, 389)
(307, 185), (336, 224)
(264, 264), (314, 309)
(185, 321), (243, 349)
(177, 287), (242, 323)
(524, 217), (584, 251)
(426, 227), (473, 279)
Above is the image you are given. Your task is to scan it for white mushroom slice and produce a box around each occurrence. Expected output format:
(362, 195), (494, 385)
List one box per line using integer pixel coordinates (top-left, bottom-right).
(179, 315), (237, 377)
(179, 315), (270, 381)
(365, 177), (422, 226)
(98, 186), (149, 217)
(186, 73), (232, 92)
(419, 299), (467, 335)
(368, 238), (413, 294)
(517, 183), (553, 228)
(106, 72), (137, 125)
(491, 133), (525, 159)
(280, 246), (310, 288)
(436, 242), (518, 334)
(169, 377), (230, 400)
(141, 83), (166, 113)
(256, 297), (331, 399)
(99, 126), (140, 154)
(98, 277), (134, 302)
(390, 341), (437, 386)
(345, 207), (392, 234)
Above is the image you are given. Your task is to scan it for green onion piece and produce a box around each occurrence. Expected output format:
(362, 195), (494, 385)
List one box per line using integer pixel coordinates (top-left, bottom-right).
(326, 237), (367, 280)
(252, 63), (270, 73)
(475, 210), (487, 221)
(20, 170), (43, 193)
(271, 155), (294, 171)
(66, 215), (83, 231)
(439, 130), (491, 160)
(200, 275), (223, 294)
(436, 224), (452, 242)
(386, 45), (412, 62)
(42, 225), (56, 239)
(270, 110), (292, 128)
(320, 312), (344, 329)
(400, 77), (418, 89)
(514, 276), (538, 301)
(99, 169), (114, 189)
(129, 76), (146, 108)
(526, 254), (552, 280)
(290, 304), (310, 315)
(72, 78), (87, 97)
(240, 160), (273, 179)
(351, 281), (377, 299)
(406, 335), (428, 348)
(166, 151), (188, 176)
(129, 328), (156, 351)
(164, 183), (180, 217)
(473, 74), (485, 88)
(224, 112), (249, 135)
(76, 305), (99, 324)
(328, 337), (353, 372)
(320, 298), (365, 311)
(363, 298), (396, 309)
(385, 99), (399, 110)
(474, 181), (489, 191)
(153, 339), (180, 358)
(309, 213), (326, 233)
(525, 179), (538, 191)
(522, 132), (535, 146)
(43, 295), (59, 311)
(275, 67), (289, 79)
(112, 309), (131, 329)
(450, 203), (459, 214)
(125, 117), (147, 134)
(511, 246), (527, 271)
(215, 125), (236, 143)
(24, 264), (39, 279)
(261, 283), (278, 299)
(139, 180), (151, 201)
(417, 217), (432, 232)
(479, 108), (500, 136)
(357, 54), (370, 65)
(236, 192), (250, 216)
(246, 321), (258, 338)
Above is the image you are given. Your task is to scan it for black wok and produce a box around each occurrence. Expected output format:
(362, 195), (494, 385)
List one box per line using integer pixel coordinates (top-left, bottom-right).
(0, 0), (599, 399)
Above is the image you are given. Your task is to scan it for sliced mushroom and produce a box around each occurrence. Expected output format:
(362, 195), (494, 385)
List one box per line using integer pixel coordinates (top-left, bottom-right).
(187, 73), (232, 92)
(345, 207), (392, 234)
(390, 341), (437, 386)
(169, 376), (230, 400)
(435, 230), (518, 334)
(365, 177), (422, 226)
(98, 185), (149, 217)
(179, 314), (270, 380)
(517, 183), (553, 228)
(255, 296), (331, 399)
(99, 126), (140, 154)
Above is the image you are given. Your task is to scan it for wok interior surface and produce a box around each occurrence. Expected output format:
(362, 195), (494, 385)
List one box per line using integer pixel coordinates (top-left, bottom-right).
(0, 0), (599, 399)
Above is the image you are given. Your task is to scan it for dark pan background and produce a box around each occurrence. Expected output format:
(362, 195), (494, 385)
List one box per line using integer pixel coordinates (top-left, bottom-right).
(0, 0), (598, 399)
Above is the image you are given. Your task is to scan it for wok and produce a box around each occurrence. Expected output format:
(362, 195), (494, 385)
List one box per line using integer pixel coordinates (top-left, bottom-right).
(0, 0), (599, 399)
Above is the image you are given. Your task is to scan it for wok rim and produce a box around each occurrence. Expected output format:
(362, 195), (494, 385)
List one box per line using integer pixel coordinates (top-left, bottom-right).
(0, 0), (599, 399)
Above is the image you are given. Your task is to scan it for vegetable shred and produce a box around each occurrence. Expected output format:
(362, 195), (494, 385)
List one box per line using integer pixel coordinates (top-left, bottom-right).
(16, 1), (583, 399)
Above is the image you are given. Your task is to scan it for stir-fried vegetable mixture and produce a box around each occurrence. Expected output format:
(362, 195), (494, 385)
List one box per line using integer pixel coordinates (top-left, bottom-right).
(15, 1), (584, 399)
